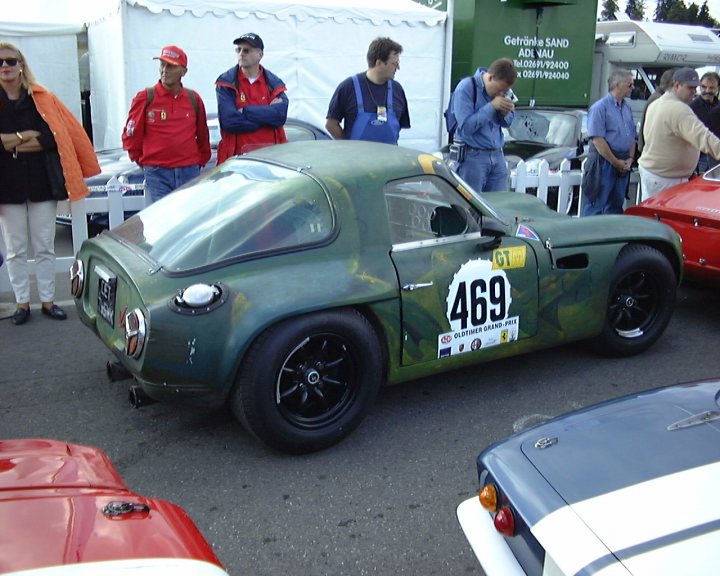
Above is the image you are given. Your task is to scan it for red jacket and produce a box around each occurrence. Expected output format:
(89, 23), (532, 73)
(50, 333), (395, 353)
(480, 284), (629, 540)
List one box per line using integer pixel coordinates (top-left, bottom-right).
(215, 65), (288, 164)
(122, 82), (211, 169)
(31, 84), (100, 202)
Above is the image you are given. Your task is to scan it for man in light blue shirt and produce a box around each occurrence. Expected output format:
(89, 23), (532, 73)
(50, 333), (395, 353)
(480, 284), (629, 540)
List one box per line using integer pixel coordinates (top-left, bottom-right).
(453, 58), (517, 192)
(581, 69), (637, 216)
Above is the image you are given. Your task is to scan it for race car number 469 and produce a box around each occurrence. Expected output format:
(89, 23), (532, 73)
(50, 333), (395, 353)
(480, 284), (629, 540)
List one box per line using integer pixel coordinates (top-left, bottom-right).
(438, 258), (518, 358)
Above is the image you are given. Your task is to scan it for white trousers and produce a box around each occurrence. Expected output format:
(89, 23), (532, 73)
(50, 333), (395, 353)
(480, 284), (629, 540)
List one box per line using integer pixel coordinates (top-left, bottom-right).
(638, 165), (688, 202)
(0, 200), (58, 304)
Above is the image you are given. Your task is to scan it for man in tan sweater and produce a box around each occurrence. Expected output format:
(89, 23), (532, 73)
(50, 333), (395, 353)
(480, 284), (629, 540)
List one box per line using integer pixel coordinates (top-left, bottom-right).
(639, 67), (720, 201)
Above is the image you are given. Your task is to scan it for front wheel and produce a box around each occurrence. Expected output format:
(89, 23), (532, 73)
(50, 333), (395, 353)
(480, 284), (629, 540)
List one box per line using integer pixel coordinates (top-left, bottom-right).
(230, 309), (382, 453)
(594, 244), (677, 357)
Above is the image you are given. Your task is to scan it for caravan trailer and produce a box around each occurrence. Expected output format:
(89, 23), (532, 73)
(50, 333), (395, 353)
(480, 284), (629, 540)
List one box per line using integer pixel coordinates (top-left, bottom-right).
(593, 20), (720, 122)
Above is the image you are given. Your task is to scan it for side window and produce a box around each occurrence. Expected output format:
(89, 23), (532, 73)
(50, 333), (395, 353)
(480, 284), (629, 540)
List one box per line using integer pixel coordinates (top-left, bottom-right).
(384, 176), (481, 244)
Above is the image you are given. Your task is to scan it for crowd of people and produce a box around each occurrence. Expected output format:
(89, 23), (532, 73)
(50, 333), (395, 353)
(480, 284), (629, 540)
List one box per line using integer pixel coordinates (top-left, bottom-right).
(582, 67), (720, 214)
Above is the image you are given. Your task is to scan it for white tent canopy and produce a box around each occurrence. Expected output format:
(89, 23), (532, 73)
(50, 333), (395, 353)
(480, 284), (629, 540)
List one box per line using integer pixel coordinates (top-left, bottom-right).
(0, 22), (84, 121)
(88, 0), (448, 152)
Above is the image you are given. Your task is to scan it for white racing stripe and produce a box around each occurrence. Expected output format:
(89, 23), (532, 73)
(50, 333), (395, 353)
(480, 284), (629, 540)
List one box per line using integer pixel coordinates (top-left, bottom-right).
(457, 498), (526, 576)
(532, 461), (720, 575)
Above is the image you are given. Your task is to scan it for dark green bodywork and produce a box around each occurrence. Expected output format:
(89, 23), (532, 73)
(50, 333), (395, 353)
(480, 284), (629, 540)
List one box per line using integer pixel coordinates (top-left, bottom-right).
(75, 141), (681, 406)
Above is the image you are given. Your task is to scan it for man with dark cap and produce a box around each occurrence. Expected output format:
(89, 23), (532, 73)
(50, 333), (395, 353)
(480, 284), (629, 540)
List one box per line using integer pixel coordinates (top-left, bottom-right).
(639, 67), (720, 200)
(123, 45), (211, 202)
(215, 32), (288, 163)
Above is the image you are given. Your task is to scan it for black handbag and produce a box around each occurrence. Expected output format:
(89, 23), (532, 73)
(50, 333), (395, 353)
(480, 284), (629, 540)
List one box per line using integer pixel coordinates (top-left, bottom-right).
(44, 149), (68, 200)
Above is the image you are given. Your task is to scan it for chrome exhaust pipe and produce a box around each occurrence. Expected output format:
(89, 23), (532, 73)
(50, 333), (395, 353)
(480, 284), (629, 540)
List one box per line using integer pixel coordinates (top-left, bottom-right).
(128, 385), (157, 408)
(107, 361), (132, 382)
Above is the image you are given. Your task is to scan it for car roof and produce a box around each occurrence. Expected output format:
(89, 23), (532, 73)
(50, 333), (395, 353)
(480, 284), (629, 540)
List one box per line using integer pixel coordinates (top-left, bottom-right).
(241, 140), (433, 184)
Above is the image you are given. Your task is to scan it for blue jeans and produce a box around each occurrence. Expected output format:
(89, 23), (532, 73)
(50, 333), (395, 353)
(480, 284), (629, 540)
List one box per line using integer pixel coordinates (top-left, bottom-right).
(581, 158), (628, 216)
(457, 149), (508, 192)
(144, 165), (201, 203)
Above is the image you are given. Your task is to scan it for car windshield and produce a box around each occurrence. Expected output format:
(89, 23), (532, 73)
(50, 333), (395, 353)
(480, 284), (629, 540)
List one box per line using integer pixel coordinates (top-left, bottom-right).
(111, 159), (333, 272)
(504, 110), (579, 147)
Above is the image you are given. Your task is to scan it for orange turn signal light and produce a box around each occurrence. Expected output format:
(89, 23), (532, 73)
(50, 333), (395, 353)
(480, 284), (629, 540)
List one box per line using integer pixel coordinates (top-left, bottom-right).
(478, 484), (498, 512)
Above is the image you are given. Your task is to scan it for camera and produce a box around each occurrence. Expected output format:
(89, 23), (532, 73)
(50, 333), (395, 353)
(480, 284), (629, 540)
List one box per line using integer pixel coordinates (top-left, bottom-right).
(506, 89), (518, 103)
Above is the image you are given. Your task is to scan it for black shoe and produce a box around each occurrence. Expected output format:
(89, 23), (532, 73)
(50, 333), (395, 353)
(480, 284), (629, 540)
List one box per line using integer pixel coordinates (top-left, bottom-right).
(12, 307), (31, 325)
(41, 304), (67, 321)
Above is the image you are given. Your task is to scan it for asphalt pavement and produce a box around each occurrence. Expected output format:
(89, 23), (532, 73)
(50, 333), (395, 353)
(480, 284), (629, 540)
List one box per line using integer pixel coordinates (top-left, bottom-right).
(2, 236), (720, 575)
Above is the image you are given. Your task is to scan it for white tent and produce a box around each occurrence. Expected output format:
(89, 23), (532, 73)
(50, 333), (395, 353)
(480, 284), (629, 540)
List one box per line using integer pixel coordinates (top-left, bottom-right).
(0, 22), (84, 122)
(87, 0), (448, 152)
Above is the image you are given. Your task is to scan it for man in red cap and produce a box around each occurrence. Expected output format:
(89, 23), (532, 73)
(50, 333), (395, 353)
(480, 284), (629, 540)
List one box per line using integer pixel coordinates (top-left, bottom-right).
(122, 45), (211, 202)
(215, 32), (288, 162)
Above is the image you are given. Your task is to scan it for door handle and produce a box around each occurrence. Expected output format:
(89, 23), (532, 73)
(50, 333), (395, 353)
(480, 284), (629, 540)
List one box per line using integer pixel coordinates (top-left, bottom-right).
(402, 281), (434, 291)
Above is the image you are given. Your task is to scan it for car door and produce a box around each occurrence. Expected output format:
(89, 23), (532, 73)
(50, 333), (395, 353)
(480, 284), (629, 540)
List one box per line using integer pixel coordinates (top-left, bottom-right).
(386, 176), (539, 367)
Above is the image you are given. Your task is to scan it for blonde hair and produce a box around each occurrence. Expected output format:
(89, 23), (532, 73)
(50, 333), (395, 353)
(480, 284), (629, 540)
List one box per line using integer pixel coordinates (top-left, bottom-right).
(0, 42), (38, 90)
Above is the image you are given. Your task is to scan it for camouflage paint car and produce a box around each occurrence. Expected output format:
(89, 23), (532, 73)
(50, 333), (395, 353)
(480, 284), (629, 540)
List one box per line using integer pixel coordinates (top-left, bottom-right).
(71, 141), (682, 453)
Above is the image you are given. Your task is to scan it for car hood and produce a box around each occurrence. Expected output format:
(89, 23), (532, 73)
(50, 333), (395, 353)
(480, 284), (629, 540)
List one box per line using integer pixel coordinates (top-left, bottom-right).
(0, 440), (221, 573)
(85, 149), (142, 189)
(488, 192), (680, 249)
(518, 380), (720, 572)
(626, 175), (720, 226)
(1, 559), (228, 576)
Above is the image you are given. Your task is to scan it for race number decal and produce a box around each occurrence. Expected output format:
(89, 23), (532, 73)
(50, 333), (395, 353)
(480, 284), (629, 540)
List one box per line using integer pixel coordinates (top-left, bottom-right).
(438, 258), (519, 358)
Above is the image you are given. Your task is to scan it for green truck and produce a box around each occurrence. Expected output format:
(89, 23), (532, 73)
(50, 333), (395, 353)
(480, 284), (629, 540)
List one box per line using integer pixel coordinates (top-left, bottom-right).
(416, 0), (720, 119)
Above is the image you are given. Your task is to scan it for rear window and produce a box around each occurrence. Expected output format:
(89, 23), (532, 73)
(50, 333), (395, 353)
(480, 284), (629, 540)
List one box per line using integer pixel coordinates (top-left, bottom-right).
(111, 159), (333, 272)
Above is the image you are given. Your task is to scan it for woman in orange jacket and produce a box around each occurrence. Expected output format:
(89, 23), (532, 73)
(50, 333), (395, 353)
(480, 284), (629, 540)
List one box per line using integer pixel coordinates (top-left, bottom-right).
(0, 41), (100, 325)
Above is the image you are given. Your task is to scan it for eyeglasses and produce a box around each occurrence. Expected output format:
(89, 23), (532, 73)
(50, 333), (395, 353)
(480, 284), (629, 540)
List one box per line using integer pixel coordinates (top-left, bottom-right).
(0, 58), (19, 67)
(235, 47), (257, 54)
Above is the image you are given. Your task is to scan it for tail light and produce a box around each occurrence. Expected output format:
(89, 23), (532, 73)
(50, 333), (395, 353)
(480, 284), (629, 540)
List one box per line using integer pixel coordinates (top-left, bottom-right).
(70, 259), (84, 298)
(124, 308), (146, 358)
(493, 506), (516, 537)
(479, 483), (517, 537)
(479, 484), (498, 512)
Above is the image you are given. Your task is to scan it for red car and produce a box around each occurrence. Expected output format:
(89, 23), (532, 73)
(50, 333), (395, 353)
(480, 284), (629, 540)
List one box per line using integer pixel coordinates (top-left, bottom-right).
(0, 439), (227, 575)
(626, 167), (720, 284)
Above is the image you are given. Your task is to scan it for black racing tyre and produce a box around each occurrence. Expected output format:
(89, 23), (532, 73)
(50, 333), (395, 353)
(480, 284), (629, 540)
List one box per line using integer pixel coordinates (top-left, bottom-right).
(230, 309), (382, 454)
(594, 244), (677, 357)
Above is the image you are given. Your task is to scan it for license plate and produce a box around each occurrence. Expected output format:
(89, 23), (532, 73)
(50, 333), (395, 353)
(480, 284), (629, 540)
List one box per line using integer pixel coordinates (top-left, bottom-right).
(95, 265), (117, 327)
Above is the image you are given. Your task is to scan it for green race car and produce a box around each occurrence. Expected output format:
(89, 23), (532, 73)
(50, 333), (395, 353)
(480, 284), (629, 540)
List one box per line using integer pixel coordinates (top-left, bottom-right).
(71, 141), (682, 453)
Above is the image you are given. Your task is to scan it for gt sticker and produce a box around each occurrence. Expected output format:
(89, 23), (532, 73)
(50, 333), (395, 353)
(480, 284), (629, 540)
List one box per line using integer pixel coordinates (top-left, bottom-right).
(492, 245), (526, 270)
(438, 258), (518, 358)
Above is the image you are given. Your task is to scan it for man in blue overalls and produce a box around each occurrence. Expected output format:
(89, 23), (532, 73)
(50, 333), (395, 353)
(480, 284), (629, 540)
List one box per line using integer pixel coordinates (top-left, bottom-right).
(325, 37), (410, 145)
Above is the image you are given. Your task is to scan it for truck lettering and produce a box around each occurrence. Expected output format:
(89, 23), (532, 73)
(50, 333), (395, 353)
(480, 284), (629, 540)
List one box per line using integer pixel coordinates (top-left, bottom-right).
(504, 35), (543, 48)
(545, 37), (570, 48)
(661, 53), (688, 62)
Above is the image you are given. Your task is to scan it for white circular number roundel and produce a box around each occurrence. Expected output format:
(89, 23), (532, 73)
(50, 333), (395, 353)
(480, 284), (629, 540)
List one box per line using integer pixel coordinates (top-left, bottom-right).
(446, 259), (512, 332)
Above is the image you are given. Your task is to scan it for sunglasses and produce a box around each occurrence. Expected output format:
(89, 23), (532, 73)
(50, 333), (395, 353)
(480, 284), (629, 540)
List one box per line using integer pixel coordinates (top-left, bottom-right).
(0, 58), (19, 67)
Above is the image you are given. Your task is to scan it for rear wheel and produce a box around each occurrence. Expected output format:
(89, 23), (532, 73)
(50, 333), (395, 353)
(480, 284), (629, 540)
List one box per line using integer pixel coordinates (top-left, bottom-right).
(594, 244), (676, 357)
(230, 309), (382, 453)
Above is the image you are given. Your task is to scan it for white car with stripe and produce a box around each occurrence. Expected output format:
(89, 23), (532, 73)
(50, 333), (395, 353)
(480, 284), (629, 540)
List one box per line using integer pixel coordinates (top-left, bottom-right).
(458, 379), (720, 575)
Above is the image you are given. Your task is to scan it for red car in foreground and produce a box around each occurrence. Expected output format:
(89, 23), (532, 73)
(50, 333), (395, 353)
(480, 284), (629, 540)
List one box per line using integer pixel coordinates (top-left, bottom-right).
(626, 166), (720, 284)
(0, 439), (227, 575)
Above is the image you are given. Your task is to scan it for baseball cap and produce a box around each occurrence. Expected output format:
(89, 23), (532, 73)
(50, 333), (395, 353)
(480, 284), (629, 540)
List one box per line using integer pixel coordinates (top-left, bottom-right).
(233, 33), (264, 50)
(153, 45), (188, 67)
(673, 67), (700, 87)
